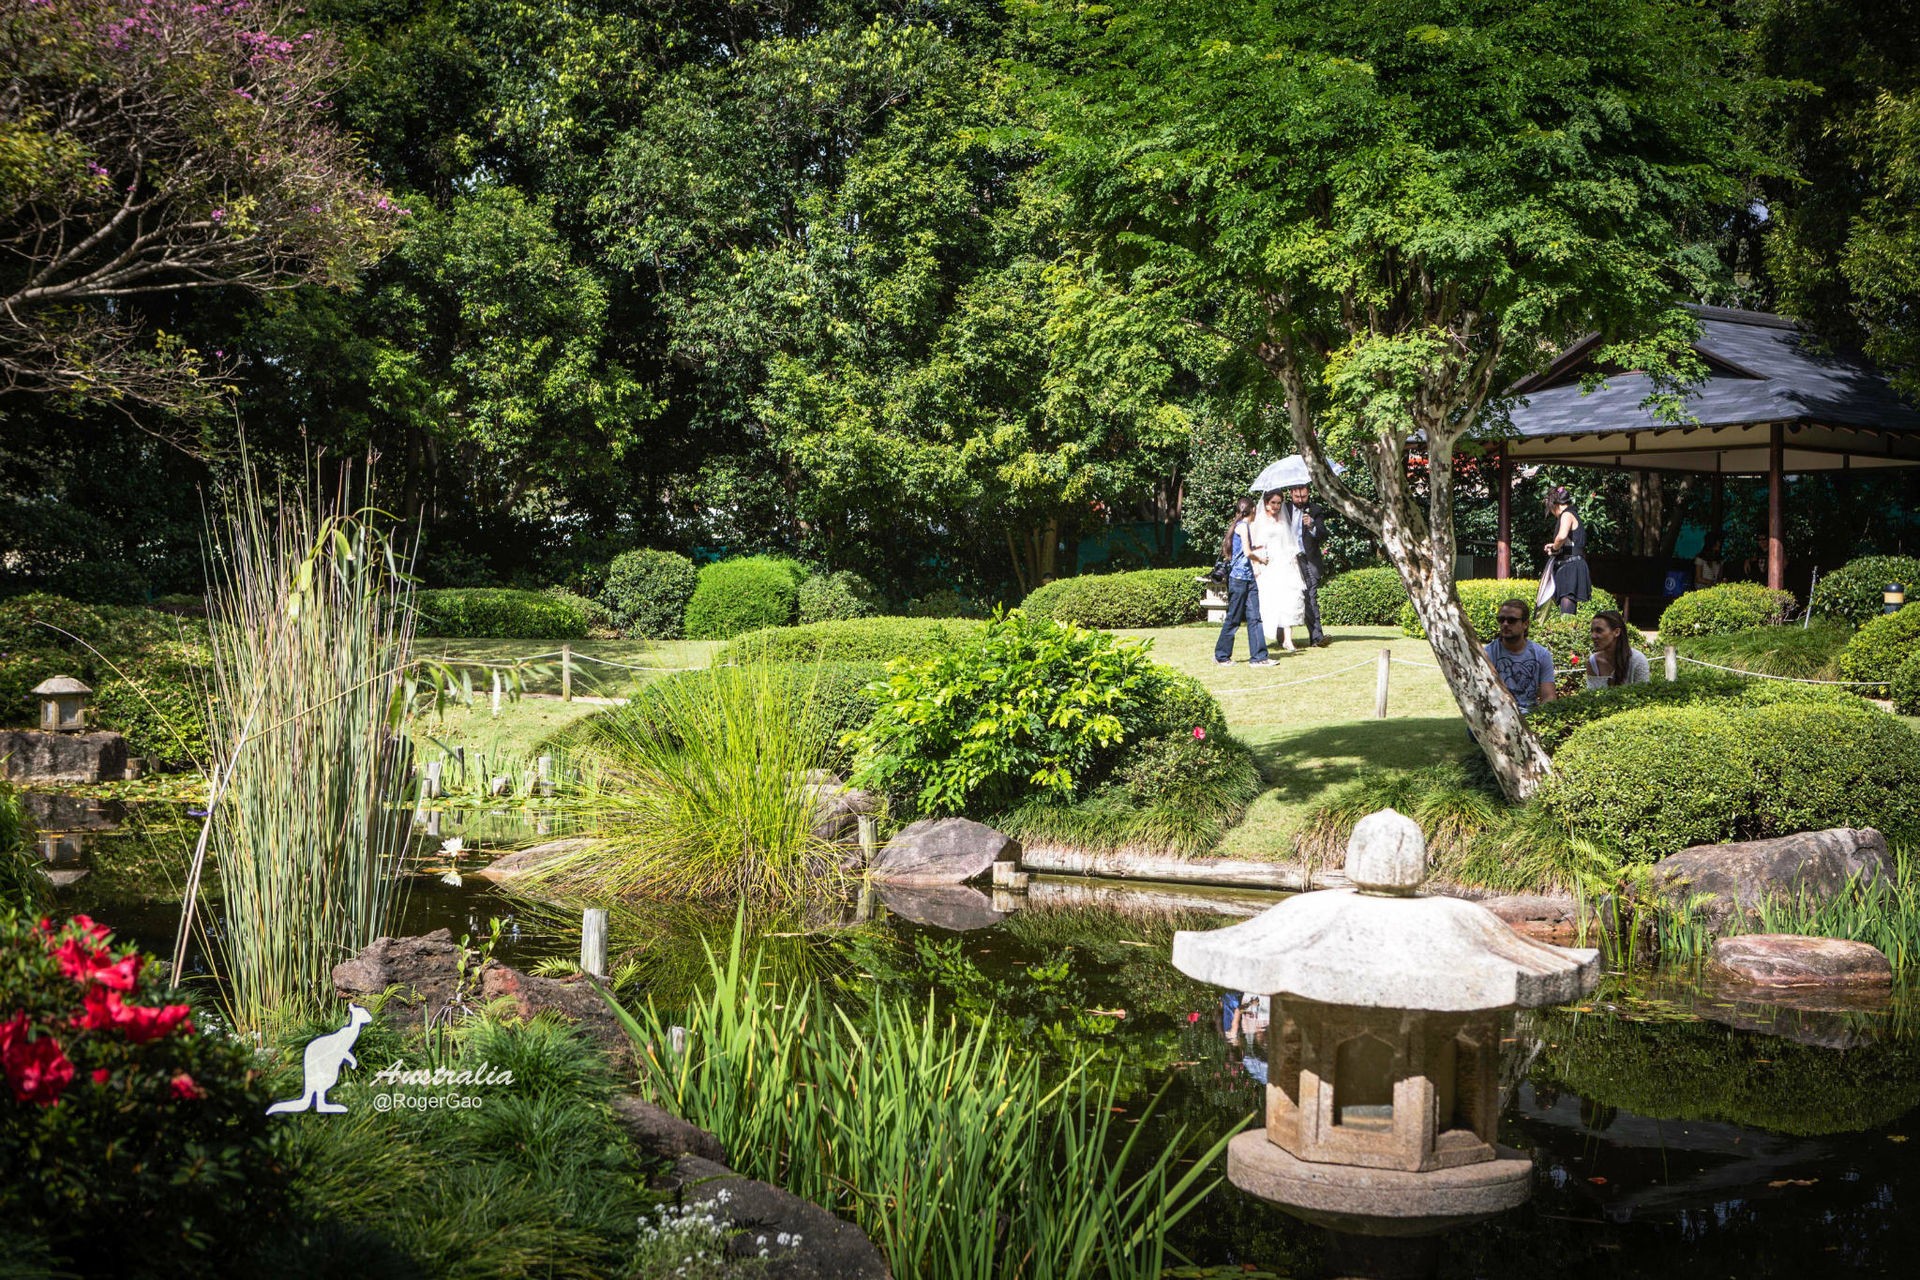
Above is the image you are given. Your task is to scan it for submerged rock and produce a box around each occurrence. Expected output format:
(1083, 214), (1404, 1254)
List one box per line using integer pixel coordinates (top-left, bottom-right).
(469, 836), (593, 881)
(655, 1154), (890, 1280)
(1643, 827), (1891, 935)
(1708, 934), (1894, 989)
(875, 882), (1005, 932)
(869, 817), (1014, 884)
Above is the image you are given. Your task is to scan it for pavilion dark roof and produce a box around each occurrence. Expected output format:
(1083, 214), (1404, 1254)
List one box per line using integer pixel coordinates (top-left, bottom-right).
(1501, 306), (1920, 474)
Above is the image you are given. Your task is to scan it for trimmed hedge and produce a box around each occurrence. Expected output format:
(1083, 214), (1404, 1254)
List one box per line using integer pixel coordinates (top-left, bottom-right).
(1020, 569), (1204, 629)
(721, 616), (982, 665)
(682, 555), (805, 641)
(1810, 554), (1920, 627)
(542, 587), (617, 638)
(1540, 698), (1920, 863)
(797, 570), (882, 624)
(601, 548), (697, 639)
(415, 588), (588, 639)
(1398, 579), (1618, 639)
(1893, 649), (1920, 716)
(1836, 604), (1920, 689)
(1528, 669), (1858, 752)
(1655, 582), (1795, 637)
(1317, 567), (1406, 626)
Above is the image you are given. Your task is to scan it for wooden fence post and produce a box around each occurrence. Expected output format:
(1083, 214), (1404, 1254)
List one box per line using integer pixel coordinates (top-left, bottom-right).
(1665, 645), (1678, 683)
(423, 759), (443, 800)
(561, 645), (573, 702)
(580, 908), (608, 979)
(1375, 648), (1392, 719)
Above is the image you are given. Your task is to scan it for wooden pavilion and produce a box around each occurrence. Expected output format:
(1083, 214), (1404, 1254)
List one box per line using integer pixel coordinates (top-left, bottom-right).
(1490, 305), (1920, 593)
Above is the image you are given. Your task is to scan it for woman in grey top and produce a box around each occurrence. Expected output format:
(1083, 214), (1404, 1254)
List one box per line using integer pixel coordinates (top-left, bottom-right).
(1583, 610), (1649, 689)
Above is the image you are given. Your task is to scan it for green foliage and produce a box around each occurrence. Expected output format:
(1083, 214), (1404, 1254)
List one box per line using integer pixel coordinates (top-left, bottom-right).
(1893, 648), (1920, 716)
(538, 663), (842, 901)
(611, 927), (1232, 1280)
(1810, 555), (1920, 626)
(1178, 423), (1262, 566)
(1397, 580), (1619, 640)
(1316, 567), (1406, 626)
(720, 616), (982, 666)
(414, 588), (588, 640)
(603, 661), (886, 777)
(682, 556), (805, 641)
(1836, 603), (1920, 688)
(1527, 669), (1855, 752)
(1656, 583), (1796, 636)
(996, 731), (1264, 856)
(601, 548), (698, 640)
(845, 612), (1164, 816)
(901, 588), (990, 619)
(0, 783), (43, 913)
(1019, 568), (1204, 629)
(1749, 847), (1920, 969)
(797, 569), (883, 624)
(1540, 699), (1920, 863)
(541, 586), (618, 639)
(1671, 620), (1854, 681)
(0, 913), (290, 1275)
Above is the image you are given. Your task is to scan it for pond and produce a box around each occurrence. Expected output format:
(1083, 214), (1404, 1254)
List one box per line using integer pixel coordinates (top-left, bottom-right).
(32, 795), (1920, 1278)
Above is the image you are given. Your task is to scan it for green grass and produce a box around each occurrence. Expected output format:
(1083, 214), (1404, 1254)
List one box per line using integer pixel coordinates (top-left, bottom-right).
(1670, 620), (1854, 680)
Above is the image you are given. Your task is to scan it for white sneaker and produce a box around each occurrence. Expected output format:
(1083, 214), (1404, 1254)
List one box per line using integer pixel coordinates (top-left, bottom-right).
(1214, 656), (1234, 665)
(1248, 658), (1277, 668)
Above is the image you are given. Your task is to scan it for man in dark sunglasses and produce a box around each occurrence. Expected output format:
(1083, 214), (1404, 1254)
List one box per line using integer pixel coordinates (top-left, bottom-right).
(1483, 598), (1557, 715)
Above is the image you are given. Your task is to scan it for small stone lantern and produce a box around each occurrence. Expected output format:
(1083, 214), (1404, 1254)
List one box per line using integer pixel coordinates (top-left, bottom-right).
(1173, 809), (1600, 1235)
(33, 676), (92, 732)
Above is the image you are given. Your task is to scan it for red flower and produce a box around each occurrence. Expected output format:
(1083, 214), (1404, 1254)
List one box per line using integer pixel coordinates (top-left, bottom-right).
(169, 1073), (204, 1101)
(92, 1068), (111, 1085)
(1186, 1011), (1202, 1024)
(92, 954), (141, 992)
(72, 988), (194, 1044)
(51, 936), (108, 983)
(0, 1013), (75, 1107)
(66, 915), (111, 944)
(1192, 726), (1206, 741)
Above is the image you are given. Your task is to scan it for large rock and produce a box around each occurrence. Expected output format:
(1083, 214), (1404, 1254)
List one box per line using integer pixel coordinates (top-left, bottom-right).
(611, 1096), (729, 1165)
(810, 783), (880, 845)
(875, 883), (1005, 932)
(469, 837), (593, 881)
(1708, 935), (1894, 990)
(332, 928), (463, 1013)
(869, 817), (1014, 885)
(1475, 893), (1581, 944)
(1644, 828), (1891, 934)
(0, 730), (129, 784)
(477, 962), (630, 1061)
(656, 1155), (891, 1280)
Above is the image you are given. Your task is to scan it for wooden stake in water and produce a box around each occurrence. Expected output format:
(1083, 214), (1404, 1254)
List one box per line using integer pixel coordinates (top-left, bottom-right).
(561, 645), (573, 702)
(1375, 647), (1392, 719)
(537, 755), (553, 797)
(580, 907), (608, 978)
(1665, 644), (1678, 682)
(490, 669), (503, 717)
(423, 759), (443, 799)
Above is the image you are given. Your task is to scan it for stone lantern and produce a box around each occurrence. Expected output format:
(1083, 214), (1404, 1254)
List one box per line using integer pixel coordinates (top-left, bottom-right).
(1172, 809), (1600, 1238)
(33, 676), (92, 732)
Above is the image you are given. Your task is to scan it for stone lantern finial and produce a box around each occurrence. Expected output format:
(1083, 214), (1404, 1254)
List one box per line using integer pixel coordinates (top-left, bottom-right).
(1345, 808), (1425, 896)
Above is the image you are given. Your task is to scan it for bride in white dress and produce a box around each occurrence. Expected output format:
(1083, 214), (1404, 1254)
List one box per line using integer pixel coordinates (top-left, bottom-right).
(1252, 489), (1306, 651)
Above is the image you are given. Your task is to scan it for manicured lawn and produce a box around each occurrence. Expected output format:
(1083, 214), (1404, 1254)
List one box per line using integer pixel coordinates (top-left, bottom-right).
(1114, 624), (1473, 859)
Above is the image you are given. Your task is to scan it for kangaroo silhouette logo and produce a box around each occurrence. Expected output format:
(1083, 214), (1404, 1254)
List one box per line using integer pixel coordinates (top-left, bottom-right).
(266, 1004), (373, 1115)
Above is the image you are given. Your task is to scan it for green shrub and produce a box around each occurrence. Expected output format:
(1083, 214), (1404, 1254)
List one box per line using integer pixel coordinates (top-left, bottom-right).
(1810, 554), (1920, 627)
(1524, 614), (1651, 696)
(1655, 582), (1795, 637)
(1316, 566), (1406, 626)
(1020, 569), (1204, 629)
(1134, 665), (1230, 739)
(542, 586), (618, 638)
(901, 587), (988, 618)
(0, 913), (291, 1274)
(1671, 620), (1853, 681)
(0, 645), (72, 726)
(1397, 579), (1618, 639)
(0, 784), (41, 912)
(682, 555), (805, 641)
(846, 612), (1164, 815)
(797, 569), (882, 624)
(415, 587), (588, 639)
(996, 731), (1263, 856)
(1527, 668), (1863, 752)
(1836, 604), (1920, 689)
(1892, 649), (1920, 716)
(1540, 699), (1920, 863)
(600, 548), (698, 639)
(720, 616), (981, 665)
(93, 644), (212, 769)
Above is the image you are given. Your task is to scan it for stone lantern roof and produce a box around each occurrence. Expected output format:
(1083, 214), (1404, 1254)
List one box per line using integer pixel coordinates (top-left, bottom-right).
(32, 676), (92, 696)
(1172, 809), (1598, 1012)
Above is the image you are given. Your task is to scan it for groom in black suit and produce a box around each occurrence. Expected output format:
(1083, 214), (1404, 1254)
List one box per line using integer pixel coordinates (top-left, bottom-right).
(1286, 485), (1330, 647)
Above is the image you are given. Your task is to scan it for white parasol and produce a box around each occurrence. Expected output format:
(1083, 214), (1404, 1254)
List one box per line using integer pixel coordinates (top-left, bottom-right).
(1249, 455), (1342, 493)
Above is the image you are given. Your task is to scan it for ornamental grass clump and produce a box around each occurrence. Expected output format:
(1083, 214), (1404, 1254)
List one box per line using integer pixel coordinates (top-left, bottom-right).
(602, 925), (1233, 1280)
(529, 663), (843, 901)
(183, 469), (417, 1034)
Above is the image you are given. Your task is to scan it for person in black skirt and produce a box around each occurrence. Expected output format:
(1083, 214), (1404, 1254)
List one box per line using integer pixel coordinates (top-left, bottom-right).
(1543, 486), (1590, 616)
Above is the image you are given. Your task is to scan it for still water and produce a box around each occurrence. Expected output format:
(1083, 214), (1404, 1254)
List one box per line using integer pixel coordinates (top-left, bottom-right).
(35, 796), (1920, 1278)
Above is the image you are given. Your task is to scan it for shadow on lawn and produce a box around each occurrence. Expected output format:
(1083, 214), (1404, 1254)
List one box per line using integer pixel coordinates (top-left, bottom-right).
(1248, 716), (1474, 810)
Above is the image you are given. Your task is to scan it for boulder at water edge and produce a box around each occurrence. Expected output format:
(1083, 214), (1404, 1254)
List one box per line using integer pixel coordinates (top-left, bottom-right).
(1643, 827), (1891, 935)
(869, 817), (1015, 884)
(656, 1155), (891, 1280)
(875, 882), (1006, 931)
(1709, 934), (1894, 990)
(331, 928), (464, 1012)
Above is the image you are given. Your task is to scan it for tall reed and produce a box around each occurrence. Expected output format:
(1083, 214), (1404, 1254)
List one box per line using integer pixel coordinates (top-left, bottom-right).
(529, 663), (843, 900)
(182, 467), (416, 1033)
(599, 924), (1233, 1280)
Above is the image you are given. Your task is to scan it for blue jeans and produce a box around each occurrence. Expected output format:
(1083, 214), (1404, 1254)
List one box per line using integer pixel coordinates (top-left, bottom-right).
(1215, 576), (1268, 662)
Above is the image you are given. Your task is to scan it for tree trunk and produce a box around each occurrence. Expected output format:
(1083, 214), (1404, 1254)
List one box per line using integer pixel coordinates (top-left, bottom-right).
(1630, 471), (1663, 556)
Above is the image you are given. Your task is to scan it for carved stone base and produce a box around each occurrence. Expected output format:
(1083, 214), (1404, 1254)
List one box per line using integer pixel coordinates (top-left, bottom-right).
(1226, 1129), (1532, 1237)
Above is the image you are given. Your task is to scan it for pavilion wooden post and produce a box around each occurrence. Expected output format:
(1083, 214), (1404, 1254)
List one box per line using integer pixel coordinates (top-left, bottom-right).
(1495, 446), (1512, 580)
(1767, 423), (1786, 591)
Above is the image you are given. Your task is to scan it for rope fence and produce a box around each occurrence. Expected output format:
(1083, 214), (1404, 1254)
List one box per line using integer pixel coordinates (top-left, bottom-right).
(1672, 653), (1883, 687)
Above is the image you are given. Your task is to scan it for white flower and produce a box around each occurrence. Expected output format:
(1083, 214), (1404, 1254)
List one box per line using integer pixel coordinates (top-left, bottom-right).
(440, 836), (465, 855)
(440, 870), (463, 886)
